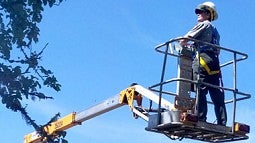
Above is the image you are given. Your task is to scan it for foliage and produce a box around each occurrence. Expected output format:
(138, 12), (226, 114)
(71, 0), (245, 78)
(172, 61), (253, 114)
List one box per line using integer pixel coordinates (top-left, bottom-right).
(0, 0), (65, 142)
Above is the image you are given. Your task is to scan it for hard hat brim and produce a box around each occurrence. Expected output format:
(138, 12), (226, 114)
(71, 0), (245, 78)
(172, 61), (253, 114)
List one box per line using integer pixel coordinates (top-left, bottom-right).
(195, 8), (208, 14)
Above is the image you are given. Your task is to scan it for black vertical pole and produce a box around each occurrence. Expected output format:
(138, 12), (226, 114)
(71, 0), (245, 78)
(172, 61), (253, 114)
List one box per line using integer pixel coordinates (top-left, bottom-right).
(157, 43), (169, 125)
(232, 52), (237, 133)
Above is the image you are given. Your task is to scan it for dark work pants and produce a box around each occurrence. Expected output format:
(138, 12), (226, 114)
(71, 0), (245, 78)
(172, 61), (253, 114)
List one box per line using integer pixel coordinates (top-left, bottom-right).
(193, 52), (227, 125)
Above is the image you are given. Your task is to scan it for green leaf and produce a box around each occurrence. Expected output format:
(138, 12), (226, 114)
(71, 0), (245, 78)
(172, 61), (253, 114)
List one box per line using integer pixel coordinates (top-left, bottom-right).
(49, 0), (56, 7)
(61, 138), (68, 143)
(35, 92), (47, 99)
(13, 66), (22, 77)
(42, 0), (48, 5)
(39, 66), (53, 75)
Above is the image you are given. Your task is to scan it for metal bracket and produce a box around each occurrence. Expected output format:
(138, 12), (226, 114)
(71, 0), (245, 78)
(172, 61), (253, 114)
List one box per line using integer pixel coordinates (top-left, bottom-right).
(119, 86), (142, 109)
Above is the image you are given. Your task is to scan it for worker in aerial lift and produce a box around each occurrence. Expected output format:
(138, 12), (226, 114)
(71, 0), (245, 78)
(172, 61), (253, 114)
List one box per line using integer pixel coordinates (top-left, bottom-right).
(179, 1), (227, 126)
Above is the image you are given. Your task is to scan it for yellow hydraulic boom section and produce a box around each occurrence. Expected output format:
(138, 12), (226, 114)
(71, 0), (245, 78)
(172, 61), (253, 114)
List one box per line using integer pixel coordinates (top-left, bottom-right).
(23, 113), (78, 143)
(44, 112), (77, 135)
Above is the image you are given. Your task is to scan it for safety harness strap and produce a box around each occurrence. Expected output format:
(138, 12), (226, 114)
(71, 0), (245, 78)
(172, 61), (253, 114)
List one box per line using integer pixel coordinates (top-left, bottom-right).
(199, 57), (220, 75)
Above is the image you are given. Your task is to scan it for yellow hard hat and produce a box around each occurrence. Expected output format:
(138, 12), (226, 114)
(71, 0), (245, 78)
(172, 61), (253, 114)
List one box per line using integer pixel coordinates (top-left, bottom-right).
(195, 1), (218, 21)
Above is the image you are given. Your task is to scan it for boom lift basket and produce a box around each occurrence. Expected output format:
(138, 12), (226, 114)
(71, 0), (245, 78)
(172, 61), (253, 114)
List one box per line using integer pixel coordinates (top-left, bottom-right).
(145, 37), (251, 142)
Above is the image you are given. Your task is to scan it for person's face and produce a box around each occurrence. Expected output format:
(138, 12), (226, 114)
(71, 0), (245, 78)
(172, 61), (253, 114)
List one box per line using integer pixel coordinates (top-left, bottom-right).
(197, 11), (210, 22)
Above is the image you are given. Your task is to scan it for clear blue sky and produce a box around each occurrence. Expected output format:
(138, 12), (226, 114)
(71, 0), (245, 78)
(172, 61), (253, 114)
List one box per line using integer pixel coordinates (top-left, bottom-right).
(1, 1), (254, 143)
